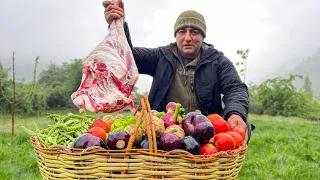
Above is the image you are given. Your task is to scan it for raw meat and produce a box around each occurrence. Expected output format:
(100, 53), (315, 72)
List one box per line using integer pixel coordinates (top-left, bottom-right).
(71, 18), (139, 113)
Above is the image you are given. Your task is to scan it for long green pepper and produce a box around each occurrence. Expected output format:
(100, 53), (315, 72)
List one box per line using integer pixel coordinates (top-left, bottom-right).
(21, 113), (97, 147)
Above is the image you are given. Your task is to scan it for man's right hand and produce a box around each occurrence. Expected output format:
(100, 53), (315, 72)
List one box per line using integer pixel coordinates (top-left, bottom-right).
(102, 0), (125, 25)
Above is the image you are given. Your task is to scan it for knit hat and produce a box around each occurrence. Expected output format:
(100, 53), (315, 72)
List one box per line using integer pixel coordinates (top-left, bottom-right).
(174, 10), (206, 38)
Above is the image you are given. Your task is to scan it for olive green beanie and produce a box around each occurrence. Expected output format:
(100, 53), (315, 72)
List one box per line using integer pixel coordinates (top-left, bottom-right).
(174, 10), (206, 38)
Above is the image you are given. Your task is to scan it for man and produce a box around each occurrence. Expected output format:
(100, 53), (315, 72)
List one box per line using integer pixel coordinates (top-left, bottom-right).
(103, 0), (254, 142)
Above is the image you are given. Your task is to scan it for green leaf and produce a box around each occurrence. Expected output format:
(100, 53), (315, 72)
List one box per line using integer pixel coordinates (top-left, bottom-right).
(195, 109), (202, 114)
(111, 115), (137, 132)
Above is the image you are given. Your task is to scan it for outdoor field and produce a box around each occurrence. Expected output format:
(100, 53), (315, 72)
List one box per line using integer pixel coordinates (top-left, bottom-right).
(1, 0), (320, 179)
(0, 113), (319, 180)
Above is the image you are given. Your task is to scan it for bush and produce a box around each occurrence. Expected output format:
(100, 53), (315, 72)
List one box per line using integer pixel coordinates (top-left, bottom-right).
(249, 75), (320, 119)
(248, 103), (264, 115)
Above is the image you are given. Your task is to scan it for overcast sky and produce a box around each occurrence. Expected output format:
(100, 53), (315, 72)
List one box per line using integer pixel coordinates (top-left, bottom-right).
(1, 0), (319, 92)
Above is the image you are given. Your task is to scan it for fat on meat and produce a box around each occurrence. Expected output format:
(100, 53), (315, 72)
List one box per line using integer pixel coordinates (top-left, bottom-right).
(71, 18), (139, 113)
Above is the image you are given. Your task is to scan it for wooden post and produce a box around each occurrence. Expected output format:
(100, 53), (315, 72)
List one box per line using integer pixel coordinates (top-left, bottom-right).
(11, 51), (16, 142)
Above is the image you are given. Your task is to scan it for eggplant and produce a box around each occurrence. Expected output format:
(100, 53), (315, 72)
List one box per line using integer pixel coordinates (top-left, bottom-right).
(160, 133), (182, 151)
(181, 136), (201, 155)
(107, 130), (130, 150)
(182, 112), (214, 145)
(139, 136), (162, 150)
(71, 133), (106, 149)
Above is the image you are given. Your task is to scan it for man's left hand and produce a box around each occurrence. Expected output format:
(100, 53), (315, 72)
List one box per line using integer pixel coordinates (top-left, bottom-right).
(227, 114), (248, 143)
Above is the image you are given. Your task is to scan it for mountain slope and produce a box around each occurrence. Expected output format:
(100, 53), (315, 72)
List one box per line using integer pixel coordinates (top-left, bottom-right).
(262, 48), (320, 96)
(290, 49), (320, 96)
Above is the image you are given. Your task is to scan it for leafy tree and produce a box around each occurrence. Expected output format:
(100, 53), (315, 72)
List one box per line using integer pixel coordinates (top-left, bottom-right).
(38, 63), (68, 86)
(14, 82), (48, 115)
(256, 74), (304, 116)
(63, 59), (83, 96)
(249, 74), (320, 119)
(46, 84), (68, 108)
(236, 49), (249, 83)
(37, 59), (83, 109)
(303, 75), (312, 94)
(0, 63), (9, 88)
(248, 82), (264, 115)
(0, 63), (11, 113)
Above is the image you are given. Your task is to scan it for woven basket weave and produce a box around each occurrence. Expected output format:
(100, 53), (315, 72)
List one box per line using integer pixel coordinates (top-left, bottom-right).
(31, 136), (247, 180)
(30, 96), (248, 179)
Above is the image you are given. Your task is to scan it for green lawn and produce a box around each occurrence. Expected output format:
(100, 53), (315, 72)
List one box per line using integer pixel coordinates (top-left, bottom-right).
(0, 113), (319, 180)
(238, 114), (320, 180)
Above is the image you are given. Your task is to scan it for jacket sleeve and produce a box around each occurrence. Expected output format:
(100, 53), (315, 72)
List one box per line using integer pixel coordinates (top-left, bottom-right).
(123, 22), (160, 77)
(218, 55), (249, 123)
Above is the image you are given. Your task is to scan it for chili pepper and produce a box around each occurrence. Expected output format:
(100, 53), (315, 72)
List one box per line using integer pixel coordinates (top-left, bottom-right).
(57, 136), (67, 144)
(66, 125), (82, 131)
(48, 124), (64, 136)
(21, 126), (36, 136)
(64, 119), (80, 126)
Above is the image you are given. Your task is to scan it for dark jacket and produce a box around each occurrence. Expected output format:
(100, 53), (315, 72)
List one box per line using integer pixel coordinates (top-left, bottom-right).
(123, 22), (249, 123)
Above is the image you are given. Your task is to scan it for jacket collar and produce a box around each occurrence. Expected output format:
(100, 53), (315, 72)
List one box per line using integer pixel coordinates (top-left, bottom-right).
(200, 42), (219, 60)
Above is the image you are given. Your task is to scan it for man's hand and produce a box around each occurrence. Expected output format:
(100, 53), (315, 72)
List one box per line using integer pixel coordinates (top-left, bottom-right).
(102, 0), (125, 25)
(227, 114), (248, 143)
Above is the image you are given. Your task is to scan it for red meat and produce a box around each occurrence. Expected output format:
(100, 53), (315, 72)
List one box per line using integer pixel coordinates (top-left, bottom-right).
(71, 18), (139, 113)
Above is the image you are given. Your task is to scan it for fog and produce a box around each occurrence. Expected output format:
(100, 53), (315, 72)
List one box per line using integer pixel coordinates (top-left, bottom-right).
(1, 0), (319, 92)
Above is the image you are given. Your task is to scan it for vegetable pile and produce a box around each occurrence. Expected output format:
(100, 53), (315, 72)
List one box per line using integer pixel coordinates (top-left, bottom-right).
(23, 102), (246, 156)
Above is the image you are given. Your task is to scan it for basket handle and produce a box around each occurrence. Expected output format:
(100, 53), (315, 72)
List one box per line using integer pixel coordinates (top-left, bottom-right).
(122, 95), (157, 175)
(145, 97), (157, 153)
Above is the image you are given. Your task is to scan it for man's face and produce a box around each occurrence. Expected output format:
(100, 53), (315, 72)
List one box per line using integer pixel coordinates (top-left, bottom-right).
(176, 27), (204, 59)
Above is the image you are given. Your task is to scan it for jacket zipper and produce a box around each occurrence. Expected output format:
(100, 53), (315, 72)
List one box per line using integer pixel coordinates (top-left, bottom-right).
(181, 63), (191, 113)
(194, 60), (211, 115)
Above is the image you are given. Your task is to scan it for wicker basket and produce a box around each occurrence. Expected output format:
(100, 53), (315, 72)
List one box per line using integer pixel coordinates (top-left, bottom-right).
(30, 96), (248, 179)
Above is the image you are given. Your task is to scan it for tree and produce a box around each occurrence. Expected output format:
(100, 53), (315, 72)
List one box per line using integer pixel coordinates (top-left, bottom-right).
(250, 74), (320, 119)
(38, 62), (67, 86)
(303, 75), (312, 94)
(37, 58), (83, 109)
(0, 62), (9, 86)
(236, 49), (249, 84)
(63, 59), (83, 96)
(0, 63), (11, 114)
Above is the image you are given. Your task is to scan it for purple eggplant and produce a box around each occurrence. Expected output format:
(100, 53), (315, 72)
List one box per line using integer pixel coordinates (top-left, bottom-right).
(181, 136), (201, 155)
(182, 112), (214, 145)
(107, 130), (130, 150)
(139, 136), (162, 150)
(71, 133), (106, 149)
(160, 133), (182, 151)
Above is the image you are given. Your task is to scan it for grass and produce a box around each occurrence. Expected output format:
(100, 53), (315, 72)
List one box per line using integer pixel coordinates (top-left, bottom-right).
(238, 114), (320, 180)
(0, 113), (319, 179)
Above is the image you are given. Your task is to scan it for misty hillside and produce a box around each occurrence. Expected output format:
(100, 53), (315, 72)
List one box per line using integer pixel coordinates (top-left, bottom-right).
(1, 58), (53, 82)
(263, 48), (320, 96)
(290, 49), (320, 96)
